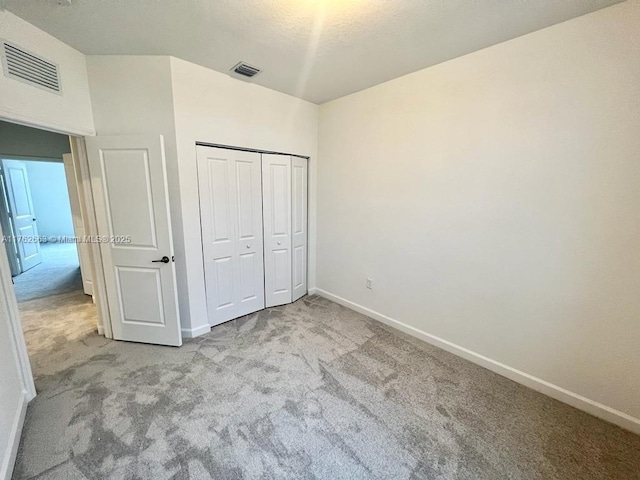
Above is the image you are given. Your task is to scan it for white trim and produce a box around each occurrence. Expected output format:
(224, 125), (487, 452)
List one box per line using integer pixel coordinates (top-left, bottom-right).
(0, 222), (35, 401)
(69, 137), (112, 339)
(0, 390), (27, 480)
(62, 153), (93, 297)
(182, 324), (211, 338)
(315, 288), (640, 436)
(0, 108), (95, 137)
(307, 287), (317, 296)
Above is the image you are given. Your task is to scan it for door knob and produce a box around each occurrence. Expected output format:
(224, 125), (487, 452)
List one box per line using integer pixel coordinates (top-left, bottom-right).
(152, 256), (170, 264)
(246, 245), (250, 249)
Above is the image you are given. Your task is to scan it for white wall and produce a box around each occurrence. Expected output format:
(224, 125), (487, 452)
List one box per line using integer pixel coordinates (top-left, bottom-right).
(25, 161), (74, 238)
(0, 11), (94, 136)
(170, 57), (318, 337)
(317, 1), (640, 431)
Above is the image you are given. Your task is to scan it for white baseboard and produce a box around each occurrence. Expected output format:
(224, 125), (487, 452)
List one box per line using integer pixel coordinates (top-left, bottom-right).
(315, 288), (640, 436)
(97, 323), (104, 336)
(308, 287), (317, 296)
(182, 324), (211, 339)
(0, 390), (27, 480)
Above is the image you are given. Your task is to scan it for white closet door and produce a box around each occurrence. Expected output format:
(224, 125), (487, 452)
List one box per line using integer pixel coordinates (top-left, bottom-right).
(291, 157), (308, 301)
(197, 146), (265, 325)
(262, 154), (292, 307)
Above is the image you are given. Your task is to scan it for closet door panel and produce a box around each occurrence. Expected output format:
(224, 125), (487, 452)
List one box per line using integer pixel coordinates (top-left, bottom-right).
(239, 251), (259, 301)
(197, 146), (265, 325)
(292, 157), (308, 301)
(262, 154), (292, 307)
(235, 158), (265, 308)
(210, 159), (233, 245)
(236, 160), (258, 240)
(272, 249), (291, 293)
(212, 257), (234, 309)
(202, 154), (237, 320)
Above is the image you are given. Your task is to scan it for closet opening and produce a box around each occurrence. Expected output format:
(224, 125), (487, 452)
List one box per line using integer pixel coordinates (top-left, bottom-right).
(195, 143), (309, 327)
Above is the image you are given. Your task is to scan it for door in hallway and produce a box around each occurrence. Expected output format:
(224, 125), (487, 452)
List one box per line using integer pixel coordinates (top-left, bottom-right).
(0, 159), (43, 273)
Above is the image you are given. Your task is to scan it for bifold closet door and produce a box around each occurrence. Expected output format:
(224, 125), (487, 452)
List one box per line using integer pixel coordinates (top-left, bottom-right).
(196, 146), (265, 325)
(291, 157), (308, 302)
(262, 154), (292, 307)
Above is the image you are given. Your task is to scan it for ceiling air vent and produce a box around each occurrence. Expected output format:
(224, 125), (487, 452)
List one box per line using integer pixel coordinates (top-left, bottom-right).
(230, 62), (261, 79)
(2, 41), (61, 94)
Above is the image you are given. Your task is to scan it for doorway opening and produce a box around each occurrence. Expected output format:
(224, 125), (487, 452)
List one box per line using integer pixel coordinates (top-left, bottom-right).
(0, 120), (101, 371)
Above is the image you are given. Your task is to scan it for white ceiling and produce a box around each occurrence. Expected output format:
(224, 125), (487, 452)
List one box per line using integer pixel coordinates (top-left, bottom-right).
(3, 0), (621, 104)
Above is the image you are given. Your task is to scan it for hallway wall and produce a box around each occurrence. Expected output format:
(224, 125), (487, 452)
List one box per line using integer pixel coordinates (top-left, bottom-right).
(25, 161), (74, 239)
(0, 121), (70, 160)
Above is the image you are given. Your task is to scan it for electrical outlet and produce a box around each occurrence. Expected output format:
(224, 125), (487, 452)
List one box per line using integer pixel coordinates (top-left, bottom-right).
(366, 278), (373, 289)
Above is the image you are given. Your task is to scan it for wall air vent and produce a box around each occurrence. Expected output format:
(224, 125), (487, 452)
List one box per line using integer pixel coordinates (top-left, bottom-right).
(2, 41), (61, 94)
(230, 62), (261, 79)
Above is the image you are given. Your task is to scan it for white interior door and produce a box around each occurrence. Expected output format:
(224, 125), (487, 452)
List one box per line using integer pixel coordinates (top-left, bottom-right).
(62, 153), (93, 296)
(197, 146), (265, 325)
(262, 154), (292, 307)
(291, 157), (308, 301)
(1, 159), (42, 273)
(85, 135), (181, 346)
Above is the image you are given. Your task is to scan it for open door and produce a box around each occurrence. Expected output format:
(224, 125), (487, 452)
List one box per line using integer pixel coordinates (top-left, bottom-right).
(0, 159), (43, 273)
(85, 135), (181, 346)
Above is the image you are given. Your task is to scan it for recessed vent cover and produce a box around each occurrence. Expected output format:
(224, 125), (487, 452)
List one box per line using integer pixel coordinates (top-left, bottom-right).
(2, 41), (61, 94)
(230, 62), (261, 79)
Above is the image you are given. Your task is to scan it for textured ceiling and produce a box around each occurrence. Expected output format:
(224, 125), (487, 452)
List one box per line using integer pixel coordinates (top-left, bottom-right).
(2, 0), (622, 104)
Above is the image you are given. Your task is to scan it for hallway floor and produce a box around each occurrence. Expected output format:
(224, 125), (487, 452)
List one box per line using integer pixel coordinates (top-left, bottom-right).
(13, 242), (83, 302)
(13, 294), (640, 479)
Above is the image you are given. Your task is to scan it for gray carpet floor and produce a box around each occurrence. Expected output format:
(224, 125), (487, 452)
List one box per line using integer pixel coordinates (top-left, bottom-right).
(13, 243), (82, 302)
(12, 292), (640, 479)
